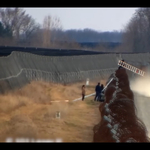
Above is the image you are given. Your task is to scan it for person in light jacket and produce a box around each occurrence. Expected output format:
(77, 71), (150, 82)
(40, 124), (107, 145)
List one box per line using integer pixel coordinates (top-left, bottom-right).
(82, 85), (85, 101)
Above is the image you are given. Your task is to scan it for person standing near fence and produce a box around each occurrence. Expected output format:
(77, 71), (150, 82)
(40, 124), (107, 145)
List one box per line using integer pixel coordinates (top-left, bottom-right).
(94, 82), (102, 101)
(81, 85), (85, 101)
(99, 84), (104, 102)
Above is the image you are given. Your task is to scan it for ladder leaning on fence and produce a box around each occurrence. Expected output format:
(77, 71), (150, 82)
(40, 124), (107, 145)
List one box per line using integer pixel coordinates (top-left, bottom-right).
(118, 60), (145, 77)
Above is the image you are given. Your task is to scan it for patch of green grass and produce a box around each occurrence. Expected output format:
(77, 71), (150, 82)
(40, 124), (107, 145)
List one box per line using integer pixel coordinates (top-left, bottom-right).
(64, 121), (79, 127)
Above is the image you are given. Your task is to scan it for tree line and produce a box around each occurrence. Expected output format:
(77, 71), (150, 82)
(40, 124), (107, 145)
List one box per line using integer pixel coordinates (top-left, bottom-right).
(0, 8), (62, 48)
(0, 7), (150, 53)
(51, 29), (123, 43)
(120, 7), (150, 53)
(0, 8), (123, 50)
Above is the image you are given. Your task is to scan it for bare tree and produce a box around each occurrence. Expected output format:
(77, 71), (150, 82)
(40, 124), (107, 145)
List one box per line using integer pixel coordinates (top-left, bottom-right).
(122, 8), (150, 52)
(42, 15), (62, 48)
(0, 8), (39, 43)
(27, 28), (43, 47)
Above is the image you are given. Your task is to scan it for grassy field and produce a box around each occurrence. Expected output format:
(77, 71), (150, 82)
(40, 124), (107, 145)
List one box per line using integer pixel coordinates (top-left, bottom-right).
(0, 79), (106, 142)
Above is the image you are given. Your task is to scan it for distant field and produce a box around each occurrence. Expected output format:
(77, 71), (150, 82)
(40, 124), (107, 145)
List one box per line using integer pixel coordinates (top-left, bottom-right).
(0, 80), (106, 142)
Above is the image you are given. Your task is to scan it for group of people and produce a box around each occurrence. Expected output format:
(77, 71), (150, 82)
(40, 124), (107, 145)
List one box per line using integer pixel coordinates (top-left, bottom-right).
(94, 82), (104, 102)
(81, 60), (126, 102)
(81, 82), (104, 102)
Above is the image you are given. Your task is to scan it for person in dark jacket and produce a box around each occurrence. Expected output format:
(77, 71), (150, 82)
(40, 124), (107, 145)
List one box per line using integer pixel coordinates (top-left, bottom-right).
(99, 84), (104, 102)
(94, 82), (102, 101)
(81, 85), (85, 101)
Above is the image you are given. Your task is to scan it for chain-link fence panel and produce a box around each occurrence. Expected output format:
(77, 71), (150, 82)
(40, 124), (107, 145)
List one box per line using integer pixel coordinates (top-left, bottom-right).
(121, 53), (150, 66)
(0, 53), (21, 79)
(0, 69), (30, 94)
(10, 51), (118, 73)
(0, 51), (150, 93)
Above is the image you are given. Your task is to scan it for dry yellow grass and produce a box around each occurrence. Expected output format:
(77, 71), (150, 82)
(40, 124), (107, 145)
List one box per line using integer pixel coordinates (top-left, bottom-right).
(0, 79), (106, 142)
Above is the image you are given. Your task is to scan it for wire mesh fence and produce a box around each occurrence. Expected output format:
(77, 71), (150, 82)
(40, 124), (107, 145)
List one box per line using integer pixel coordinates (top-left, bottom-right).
(0, 51), (150, 93)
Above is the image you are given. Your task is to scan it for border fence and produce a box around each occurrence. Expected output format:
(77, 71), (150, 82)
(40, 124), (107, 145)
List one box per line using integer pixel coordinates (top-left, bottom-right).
(0, 51), (150, 93)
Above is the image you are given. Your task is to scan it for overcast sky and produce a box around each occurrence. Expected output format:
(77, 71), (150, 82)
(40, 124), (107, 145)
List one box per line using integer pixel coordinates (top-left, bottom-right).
(23, 7), (139, 32)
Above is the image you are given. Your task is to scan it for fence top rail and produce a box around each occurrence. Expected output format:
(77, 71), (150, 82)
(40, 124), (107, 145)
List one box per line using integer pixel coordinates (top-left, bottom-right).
(1, 50), (149, 60)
